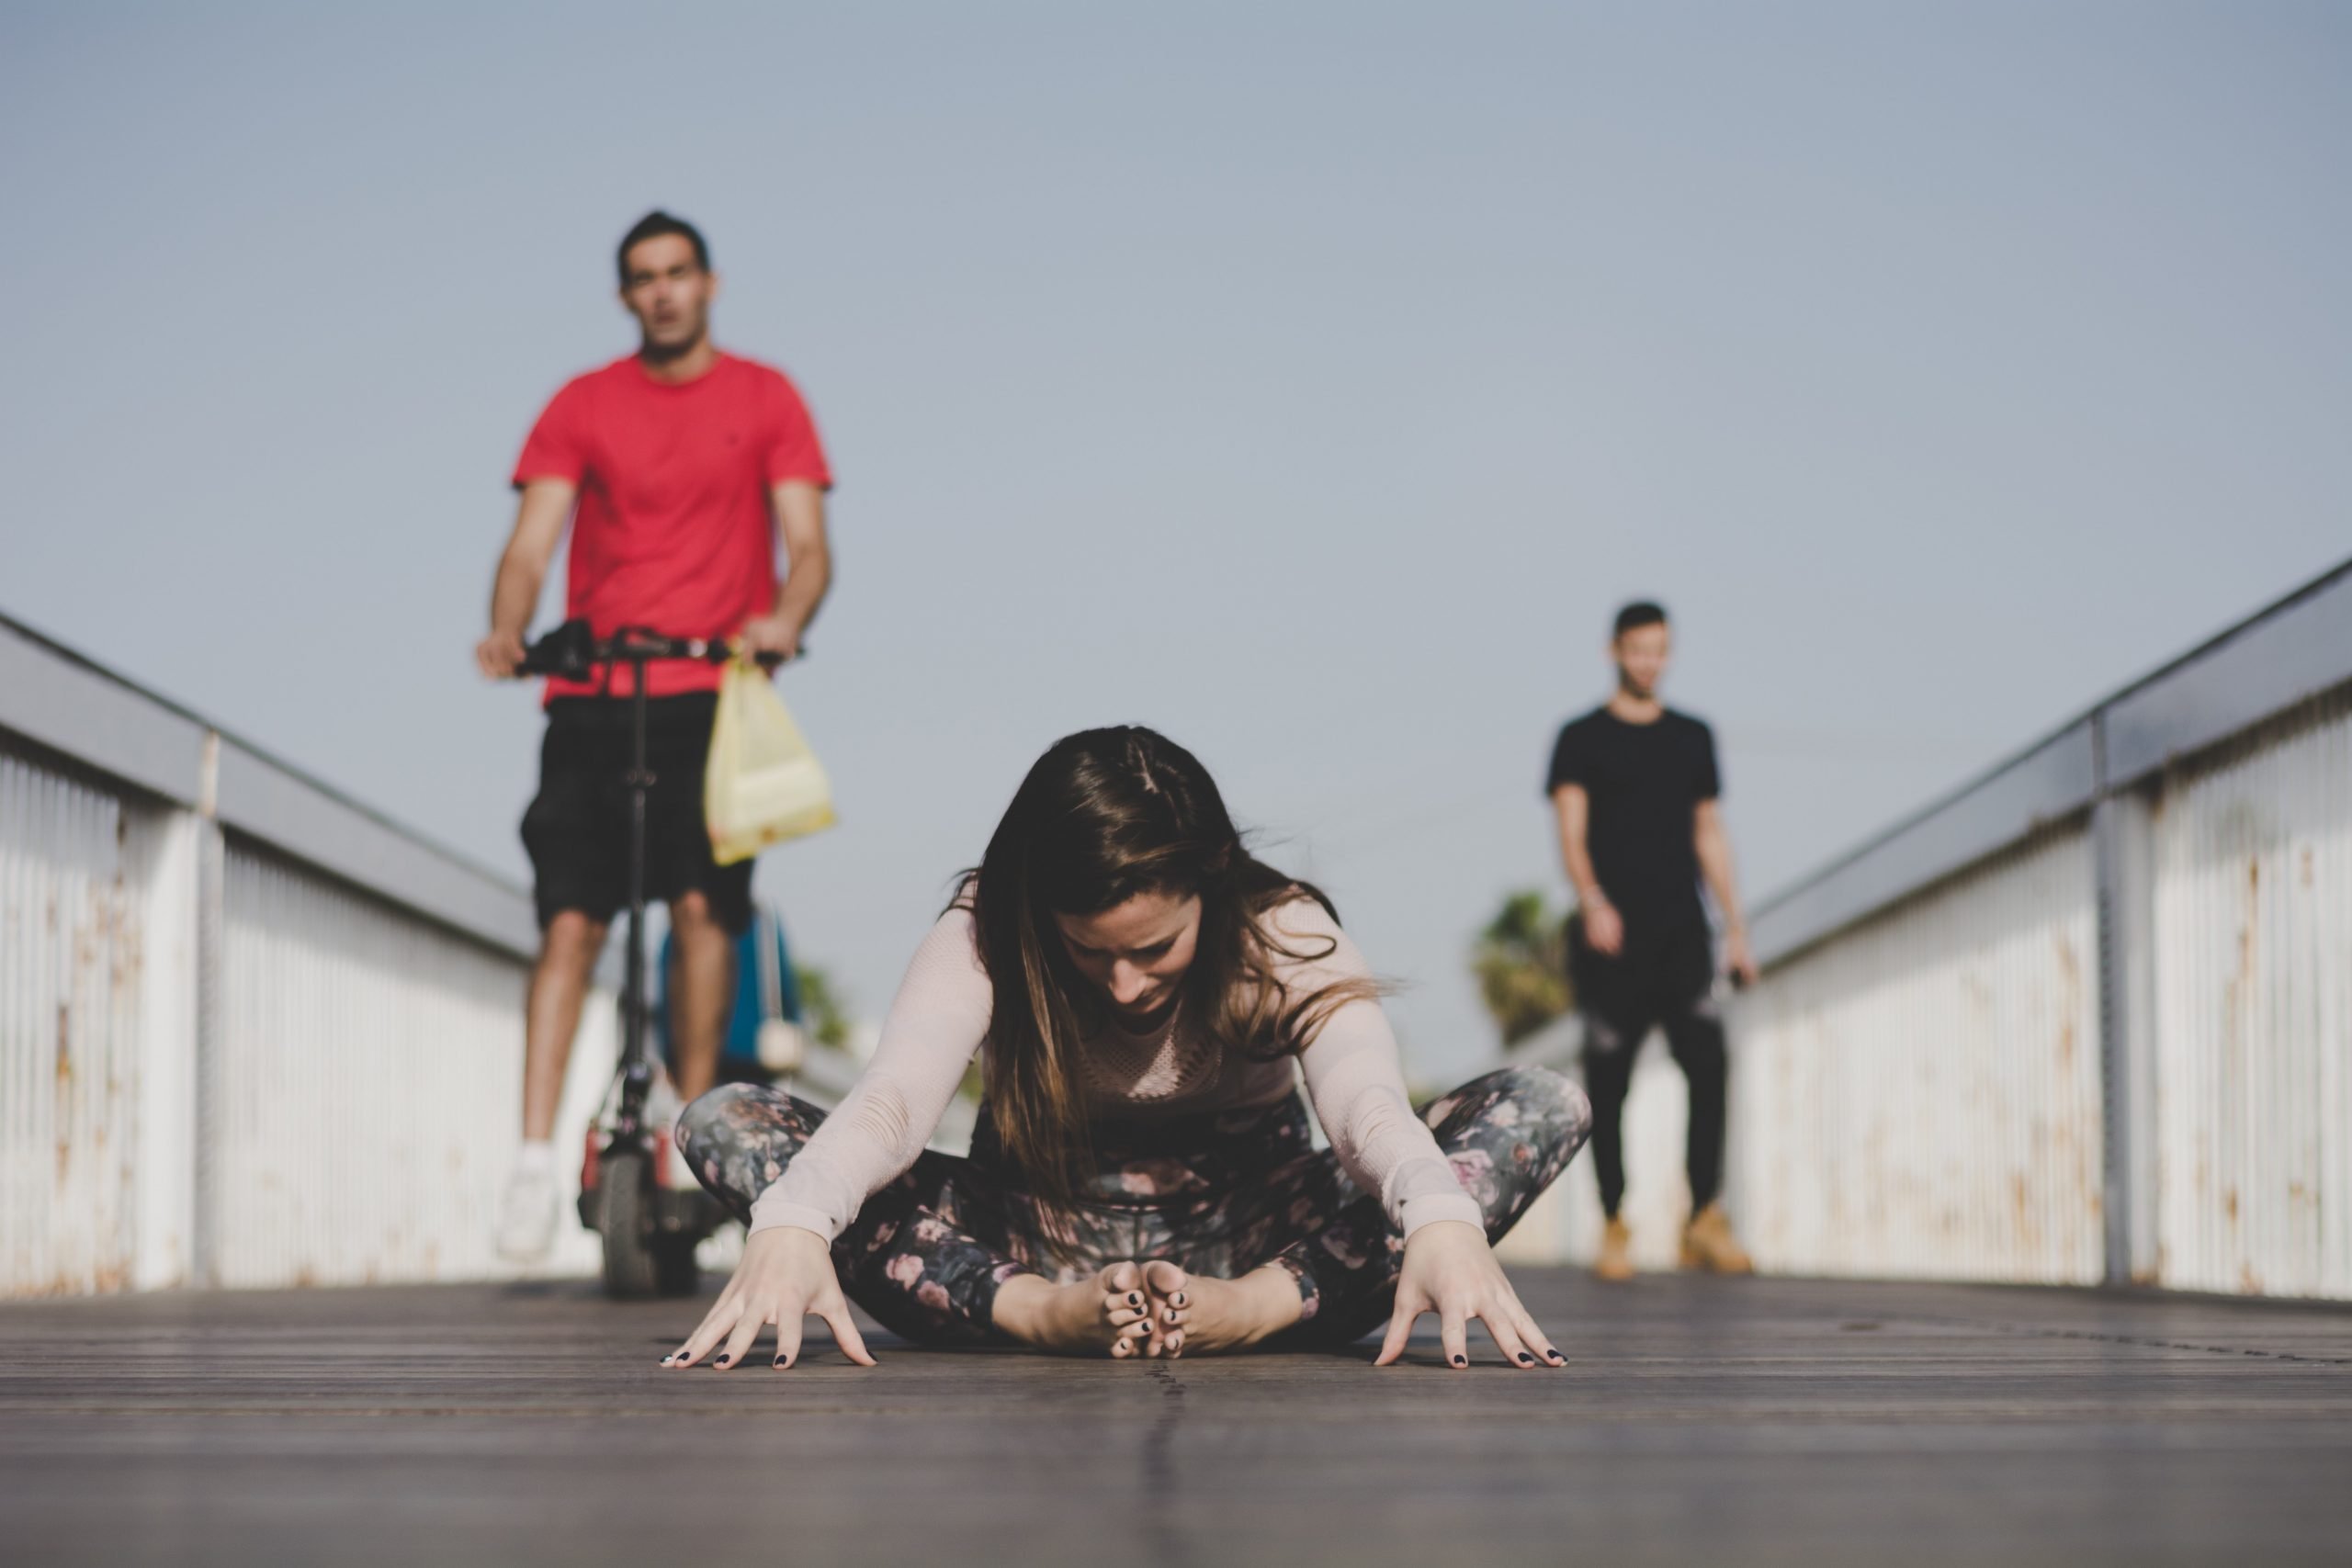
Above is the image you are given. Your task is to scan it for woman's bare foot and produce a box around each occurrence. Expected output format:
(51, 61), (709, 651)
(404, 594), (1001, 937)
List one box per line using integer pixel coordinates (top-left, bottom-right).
(991, 1261), (1161, 1357)
(1152, 1264), (1302, 1356)
(1136, 1260), (1190, 1358)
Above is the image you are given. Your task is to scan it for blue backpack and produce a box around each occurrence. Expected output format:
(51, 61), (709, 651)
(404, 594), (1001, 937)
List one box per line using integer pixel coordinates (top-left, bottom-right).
(655, 907), (804, 1077)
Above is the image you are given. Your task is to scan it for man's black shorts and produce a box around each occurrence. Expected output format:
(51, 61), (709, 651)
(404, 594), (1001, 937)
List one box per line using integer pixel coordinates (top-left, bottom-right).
(521, 693), (753, 935)
(1567, 912), (1715, 1034)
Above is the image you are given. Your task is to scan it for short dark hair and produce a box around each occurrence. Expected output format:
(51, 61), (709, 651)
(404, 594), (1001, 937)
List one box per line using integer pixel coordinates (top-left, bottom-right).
(1612, 600), (1668, 639)
(616, 210), (710, 285)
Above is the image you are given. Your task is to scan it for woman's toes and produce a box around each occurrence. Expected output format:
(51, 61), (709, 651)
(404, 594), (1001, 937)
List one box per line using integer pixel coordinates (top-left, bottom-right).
(1102, 1264), (1144, 1307)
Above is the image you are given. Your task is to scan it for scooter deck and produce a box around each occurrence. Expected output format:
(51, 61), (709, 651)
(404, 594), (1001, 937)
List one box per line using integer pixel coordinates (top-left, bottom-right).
(575, 1181), (724, 1236)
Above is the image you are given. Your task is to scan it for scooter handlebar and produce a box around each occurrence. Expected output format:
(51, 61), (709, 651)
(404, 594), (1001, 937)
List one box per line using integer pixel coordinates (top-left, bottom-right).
(513, 619), (796, 680)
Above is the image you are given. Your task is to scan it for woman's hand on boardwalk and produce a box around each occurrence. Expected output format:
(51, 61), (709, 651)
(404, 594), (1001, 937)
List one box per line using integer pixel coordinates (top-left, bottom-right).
(663, 1225), (876, 1372)
(1373, 1221), (1565, 1371)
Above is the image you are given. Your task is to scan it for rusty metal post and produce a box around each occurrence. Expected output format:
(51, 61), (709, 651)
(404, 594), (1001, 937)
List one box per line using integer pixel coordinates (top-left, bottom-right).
(122, 799), (202, 1290)
(2092, 715), (2159, 1287)
(191, 732), (225, 1288)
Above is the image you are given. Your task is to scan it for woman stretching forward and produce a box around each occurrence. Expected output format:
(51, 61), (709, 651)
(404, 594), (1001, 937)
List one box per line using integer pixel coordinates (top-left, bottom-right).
(664, 727), (1592, 1371)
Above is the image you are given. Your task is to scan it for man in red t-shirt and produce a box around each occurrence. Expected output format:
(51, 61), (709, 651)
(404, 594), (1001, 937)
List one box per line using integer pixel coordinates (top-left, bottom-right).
(476, 210), (834, 1261)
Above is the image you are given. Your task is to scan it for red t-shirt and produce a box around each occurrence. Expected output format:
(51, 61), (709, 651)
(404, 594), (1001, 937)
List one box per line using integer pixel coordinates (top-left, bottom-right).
(512, 351), (831, 698)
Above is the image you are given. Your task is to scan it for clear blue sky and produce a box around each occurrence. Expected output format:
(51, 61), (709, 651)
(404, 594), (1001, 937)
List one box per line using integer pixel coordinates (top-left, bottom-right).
(4, 3), (2346, 1083)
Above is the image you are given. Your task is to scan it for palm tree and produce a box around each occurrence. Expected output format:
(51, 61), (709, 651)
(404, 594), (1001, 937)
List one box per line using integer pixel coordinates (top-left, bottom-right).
(1472, 890), (1574, 1047)
(793, 964), (854, 1052)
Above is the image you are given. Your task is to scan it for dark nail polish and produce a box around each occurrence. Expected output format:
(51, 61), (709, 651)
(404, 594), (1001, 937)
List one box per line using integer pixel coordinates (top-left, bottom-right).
(774, 1357), (788, 1369)
(1546, 1349), (1565, 1363)
(1128, 1293), (1141, 1305)
(715, 1356), (730, 1367)
(1517, 1352), (1533, 1364)
(1452, 1354), (1466, 1366)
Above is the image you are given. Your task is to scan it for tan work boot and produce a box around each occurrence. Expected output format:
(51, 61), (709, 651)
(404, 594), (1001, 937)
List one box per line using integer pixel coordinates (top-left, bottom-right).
(1680, 1201), (1754, 1274)
(1594, 1217), (1635, 1281)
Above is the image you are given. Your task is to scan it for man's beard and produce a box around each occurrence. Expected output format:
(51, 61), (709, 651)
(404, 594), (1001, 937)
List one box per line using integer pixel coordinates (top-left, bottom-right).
(641, 318), (707, 361)
(1615, 666), (1654, 701)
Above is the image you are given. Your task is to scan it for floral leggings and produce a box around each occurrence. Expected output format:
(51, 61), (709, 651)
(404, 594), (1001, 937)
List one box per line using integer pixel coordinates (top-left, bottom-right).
(677, 1065), (1592, 1348)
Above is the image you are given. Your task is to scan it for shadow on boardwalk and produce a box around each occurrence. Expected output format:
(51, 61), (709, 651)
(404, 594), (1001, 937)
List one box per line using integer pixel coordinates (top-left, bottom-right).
(5, 1269), (2350, 1566)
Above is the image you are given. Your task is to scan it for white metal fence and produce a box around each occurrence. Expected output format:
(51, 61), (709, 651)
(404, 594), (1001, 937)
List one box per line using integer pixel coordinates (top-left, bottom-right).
(0, 750), (145, 1296)
(1510, 558), (2352, 1300)
(2150, 689), (2352, 1298)
(0, 615), (628, 1297)
(209, 843), (616, 1288)
(1731, 826), (2104, 1284)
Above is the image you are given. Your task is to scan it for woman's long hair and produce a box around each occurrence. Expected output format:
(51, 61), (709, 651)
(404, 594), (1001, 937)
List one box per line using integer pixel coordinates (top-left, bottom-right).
(957, 726), (1380, 1213)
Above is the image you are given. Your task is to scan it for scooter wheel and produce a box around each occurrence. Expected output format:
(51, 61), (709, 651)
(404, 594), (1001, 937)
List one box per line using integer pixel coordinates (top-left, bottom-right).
(596, 1149), (662, 1300)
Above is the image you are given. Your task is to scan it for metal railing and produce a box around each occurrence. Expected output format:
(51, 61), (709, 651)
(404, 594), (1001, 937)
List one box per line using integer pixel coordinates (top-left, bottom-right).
(0, 610), (958, 1299)
(1508, 556), (2352, 1299)
(0, 614), (623, 1296)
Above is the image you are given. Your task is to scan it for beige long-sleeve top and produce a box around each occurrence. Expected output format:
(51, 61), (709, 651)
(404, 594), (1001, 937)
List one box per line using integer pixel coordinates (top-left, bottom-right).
(746, 898), (1481, 1244)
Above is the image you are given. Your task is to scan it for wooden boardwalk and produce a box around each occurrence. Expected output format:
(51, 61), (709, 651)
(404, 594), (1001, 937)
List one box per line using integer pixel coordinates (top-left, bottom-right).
(5, 1269), (2349, 1566)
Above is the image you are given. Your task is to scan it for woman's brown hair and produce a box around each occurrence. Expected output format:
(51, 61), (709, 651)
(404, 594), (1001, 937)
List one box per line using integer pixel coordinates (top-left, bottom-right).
(957, 726), (1379, 1214)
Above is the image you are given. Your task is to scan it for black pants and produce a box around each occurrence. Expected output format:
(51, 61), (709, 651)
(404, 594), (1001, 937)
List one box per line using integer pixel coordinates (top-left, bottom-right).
(681, 1066), (1594, 1347)
(520, 692), (754, 934)
(1570, 917), (1727, 1219)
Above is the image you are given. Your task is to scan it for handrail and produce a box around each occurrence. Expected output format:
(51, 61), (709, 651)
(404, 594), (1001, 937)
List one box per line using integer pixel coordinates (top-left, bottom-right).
(0, 608), (538, 961)
(1748, 553), (2352, 966)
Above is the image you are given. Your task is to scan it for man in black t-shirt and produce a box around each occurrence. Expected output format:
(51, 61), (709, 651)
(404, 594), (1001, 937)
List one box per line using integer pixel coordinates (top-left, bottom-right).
(1545, 601), (1756, 1281)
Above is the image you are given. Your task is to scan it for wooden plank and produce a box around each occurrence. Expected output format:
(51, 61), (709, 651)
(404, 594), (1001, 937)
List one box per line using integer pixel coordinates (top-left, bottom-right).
(3, 1271), (2349, 1566)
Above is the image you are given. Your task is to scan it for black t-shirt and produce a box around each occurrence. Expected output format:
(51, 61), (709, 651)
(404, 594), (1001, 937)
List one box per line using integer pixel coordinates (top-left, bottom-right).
(1544, 706), (1720, 935)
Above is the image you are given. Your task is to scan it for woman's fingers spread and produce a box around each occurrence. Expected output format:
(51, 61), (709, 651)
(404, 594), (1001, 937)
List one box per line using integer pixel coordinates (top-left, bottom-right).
(668, 1302), (732, 1367)
(1373, 1297), (1420, 1368)
(1513, 1306), (1565, 1366)
(715, 1306), (767, 1371)
(820, 1303), (877, 1368)
(1482, 1308), (1537, 1370)
(772, 1314), (805, 1371)
(1440, 1307), (1471, 1371)
(1487, 1278), (1564, 1365)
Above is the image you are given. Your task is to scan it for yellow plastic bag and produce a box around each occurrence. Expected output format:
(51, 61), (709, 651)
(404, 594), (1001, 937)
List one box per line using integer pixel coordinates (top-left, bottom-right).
(705, 657), (836, 865)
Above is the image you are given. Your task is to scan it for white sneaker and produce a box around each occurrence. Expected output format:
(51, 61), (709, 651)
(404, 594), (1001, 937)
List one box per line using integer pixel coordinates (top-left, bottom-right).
(495, 1161), (560, 1262)
(645, 1065), (684, 1134)
(664, 1130), (700, 1192)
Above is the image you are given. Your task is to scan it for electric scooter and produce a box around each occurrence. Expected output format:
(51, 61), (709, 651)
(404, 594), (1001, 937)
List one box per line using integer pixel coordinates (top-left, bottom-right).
(516, 618), (774, 1299)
